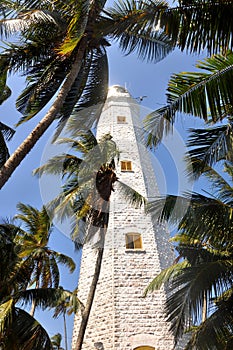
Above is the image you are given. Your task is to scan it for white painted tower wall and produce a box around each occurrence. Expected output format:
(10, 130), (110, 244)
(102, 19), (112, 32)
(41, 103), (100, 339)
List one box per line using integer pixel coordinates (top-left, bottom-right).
(72, 86), (176, 350)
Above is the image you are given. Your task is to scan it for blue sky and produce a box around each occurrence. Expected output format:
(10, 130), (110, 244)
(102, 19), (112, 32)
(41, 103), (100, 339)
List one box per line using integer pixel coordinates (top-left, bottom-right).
(0, 3), (206, 348)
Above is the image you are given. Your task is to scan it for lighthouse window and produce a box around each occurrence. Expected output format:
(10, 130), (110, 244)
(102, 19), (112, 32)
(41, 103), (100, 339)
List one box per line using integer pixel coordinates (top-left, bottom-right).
(125, 233), (142, 249)
(117, 115), (126, 123)
(121, 161), (132, 172)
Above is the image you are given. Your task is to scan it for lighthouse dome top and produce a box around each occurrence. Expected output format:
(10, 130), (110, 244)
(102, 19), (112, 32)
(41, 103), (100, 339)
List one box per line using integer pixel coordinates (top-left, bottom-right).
(108, 85), (131, 98)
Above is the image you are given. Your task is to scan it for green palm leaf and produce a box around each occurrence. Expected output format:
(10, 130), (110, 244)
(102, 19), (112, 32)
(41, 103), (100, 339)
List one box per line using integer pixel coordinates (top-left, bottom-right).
(57, 0), (90, 55)
(0, 122), (15, 168)
(144, 260), (189, 296)
(11, 308), (53, 350)
(199, 164), (233, 205)
(16, 287), (74, 310)
(185, 291), (233, 350)
(0, 299), (14, 333)
(171, 53), (233, 120)
(54, 47), (109, 139)
(106, 0), (174, 62)
(146, 194), (192, 225)
(161, 1), (233, 55)
(145, 52), (233, 147)
(186, 122), (233, 177)
(15, 57), (69, 125)
(116, 180), (146, 207)
(2, 9), (59, 33)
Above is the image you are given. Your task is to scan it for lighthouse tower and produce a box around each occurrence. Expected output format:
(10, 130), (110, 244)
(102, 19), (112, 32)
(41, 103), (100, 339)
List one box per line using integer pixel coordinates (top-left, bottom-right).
(72, 86), (176, 350)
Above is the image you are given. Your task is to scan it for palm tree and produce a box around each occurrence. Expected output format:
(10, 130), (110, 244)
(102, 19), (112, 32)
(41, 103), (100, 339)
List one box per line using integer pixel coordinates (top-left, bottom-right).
(0, 0), (176, 189)
(0, 222), (57, 349)
(35, 127), (146, 350)
(51, 333), (65, 350)
(53, 287), (80, 350)
(14, 203), (76, 317)
(145, 120), (233, 349)
(146, 169), (233, 349)
(0, 219), (81, 349)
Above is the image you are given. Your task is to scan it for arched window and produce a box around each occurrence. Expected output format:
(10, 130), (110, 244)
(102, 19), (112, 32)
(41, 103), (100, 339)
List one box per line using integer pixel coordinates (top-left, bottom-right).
(134, 347), (155, 350)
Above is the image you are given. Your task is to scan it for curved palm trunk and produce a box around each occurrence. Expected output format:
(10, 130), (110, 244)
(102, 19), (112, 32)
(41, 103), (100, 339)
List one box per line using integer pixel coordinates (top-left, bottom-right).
(74, 168), (116, 349)
(0, 38), (87, 190)
(74, 226), (106, 350)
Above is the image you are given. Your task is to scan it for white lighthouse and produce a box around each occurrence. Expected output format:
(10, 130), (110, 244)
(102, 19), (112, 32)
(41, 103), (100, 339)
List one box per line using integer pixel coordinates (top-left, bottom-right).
(72, 85), (176, 350)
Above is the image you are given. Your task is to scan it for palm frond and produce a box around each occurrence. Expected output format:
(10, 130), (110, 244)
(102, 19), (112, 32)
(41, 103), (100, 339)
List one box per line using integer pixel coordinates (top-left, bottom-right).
(146, 52), (233, 134)
(63, 47), (109, 133)
(0, 131), (9, 167)
(164, 258), (232, 341)
(57, 0), (90, 55)
(106, 0), (174, 63)
(45, 183), (85, 223)
(52, 287), (80, 318)
(186, 122), (233, 177)
(11, 308), (53, 350)
(33, 154), (82, 178)
(116, 180), (146, 207)
(161, 1), (233, 55)
(147, 190), (233, 246)
(144, 109), (172, 148)
(179, 195), (233, 246)
(0, 299), (14, 333)
(16, 287), (71, 310)
(15, 57), (69, 125)
(15, 203), (49, 235)
(0, 121), (14, 140)
(144, 260), (189, 296)
(184, 291), (233, 350)
(0, 122), (15, 168)
(52, 50), (93, 140)
(0, 9), (60, 37)
(198, 164), (233, 205)
(146, 194), (192, 224)
(0, 54), (11, 104)
(53, 252), (76, 273)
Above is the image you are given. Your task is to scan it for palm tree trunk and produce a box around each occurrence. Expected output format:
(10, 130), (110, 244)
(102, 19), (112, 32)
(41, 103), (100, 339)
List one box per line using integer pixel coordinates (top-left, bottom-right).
(0, 38), (87, 190)
(74, 227), (106, 350)
(63, 312), (68, 350)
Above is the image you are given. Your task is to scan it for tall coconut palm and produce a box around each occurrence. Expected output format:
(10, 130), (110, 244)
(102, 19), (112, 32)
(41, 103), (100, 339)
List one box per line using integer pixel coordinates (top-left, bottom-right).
(34, 126), (146, 350)
(51, 333), (65, 350)
(53, 287), (80, 350)
(145, 120), (233, 349)
(14, 203), (76, 317)
(0, 221), (76, 350)
(0, 0), (176, 189)
(145, 165), (233, 349)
